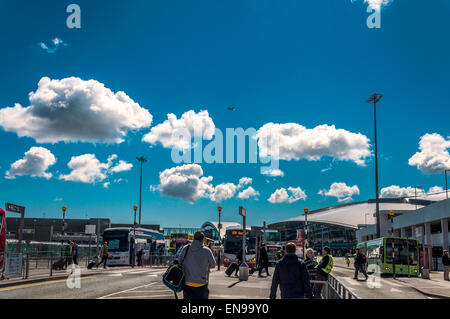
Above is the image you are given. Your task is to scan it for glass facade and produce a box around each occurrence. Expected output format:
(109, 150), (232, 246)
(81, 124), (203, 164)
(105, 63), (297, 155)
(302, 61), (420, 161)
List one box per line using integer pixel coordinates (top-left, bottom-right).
(269, 221), (356, 256)
(201, 223), (220, 241)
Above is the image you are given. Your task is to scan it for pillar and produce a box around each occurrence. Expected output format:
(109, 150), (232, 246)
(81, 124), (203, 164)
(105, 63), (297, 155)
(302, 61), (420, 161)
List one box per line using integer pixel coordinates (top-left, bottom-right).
(442, 218), (449, 251)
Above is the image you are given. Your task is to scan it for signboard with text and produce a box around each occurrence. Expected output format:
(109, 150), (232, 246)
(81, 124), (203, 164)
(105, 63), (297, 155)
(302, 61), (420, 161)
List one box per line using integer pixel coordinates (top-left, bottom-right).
(5, 203), (25, 214)
(4, 253), (23, 279)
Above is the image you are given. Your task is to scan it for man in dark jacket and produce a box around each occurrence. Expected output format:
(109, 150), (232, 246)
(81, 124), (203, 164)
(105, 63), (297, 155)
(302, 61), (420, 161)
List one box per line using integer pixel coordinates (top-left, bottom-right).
(258, 243), (270, 277)
(270, 242), (312, 299)
(354, 248), (368, 280)
(234, 245), (247, 276)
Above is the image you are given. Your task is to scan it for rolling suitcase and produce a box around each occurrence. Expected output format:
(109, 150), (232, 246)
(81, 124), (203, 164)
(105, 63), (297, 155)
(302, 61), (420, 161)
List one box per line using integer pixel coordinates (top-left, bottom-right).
(52, 258), (66, 270)
(225, 262), (238, 276)
(87, 261), (96, 269)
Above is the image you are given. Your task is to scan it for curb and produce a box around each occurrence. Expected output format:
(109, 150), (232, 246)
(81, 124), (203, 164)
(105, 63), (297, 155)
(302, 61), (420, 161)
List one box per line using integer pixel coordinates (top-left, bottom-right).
(394, 278), (450, 299)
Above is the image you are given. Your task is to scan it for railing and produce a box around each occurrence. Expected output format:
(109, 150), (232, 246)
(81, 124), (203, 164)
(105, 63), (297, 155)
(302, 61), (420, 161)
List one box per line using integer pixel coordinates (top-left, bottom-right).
(309, 274), (359, 299)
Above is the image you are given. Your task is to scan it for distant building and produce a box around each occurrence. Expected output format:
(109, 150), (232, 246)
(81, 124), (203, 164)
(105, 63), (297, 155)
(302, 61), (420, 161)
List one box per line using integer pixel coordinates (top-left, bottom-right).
(269, 198), (433, 257)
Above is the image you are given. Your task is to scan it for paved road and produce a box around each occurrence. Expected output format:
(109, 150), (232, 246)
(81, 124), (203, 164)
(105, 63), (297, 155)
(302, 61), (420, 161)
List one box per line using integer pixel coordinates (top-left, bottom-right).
(0, 267), (277, 299)
(331, 264), (435, 299)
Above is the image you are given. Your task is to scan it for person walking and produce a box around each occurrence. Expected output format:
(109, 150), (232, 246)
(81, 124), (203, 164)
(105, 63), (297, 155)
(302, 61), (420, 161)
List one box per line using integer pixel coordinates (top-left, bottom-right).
(258, 243), (270, 277)
(313, 246), (334, 298)
(354, 248), (368, 280)
(234, 245), (247, 276)
(178, 231), (216, 299)
(97, 241), (109, 269)
(70, 241), (78, 265)
(442, 250), (450, 281)
(346, 255), (351, 268)
(304, 248), (318, 297)
(270, 242), (312, 299)
(137, 247), (144, 267)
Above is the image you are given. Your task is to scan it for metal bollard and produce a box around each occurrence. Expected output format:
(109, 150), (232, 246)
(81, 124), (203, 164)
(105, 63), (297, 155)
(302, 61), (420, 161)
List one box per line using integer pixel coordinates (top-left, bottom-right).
(50, 254), (53, 277)
(25, 254), (29, 279)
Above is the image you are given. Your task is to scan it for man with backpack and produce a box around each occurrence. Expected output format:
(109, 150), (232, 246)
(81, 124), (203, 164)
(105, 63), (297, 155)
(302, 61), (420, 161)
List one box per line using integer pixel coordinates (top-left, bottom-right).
(178, 231), (216, 299)
(354, 247), (368, 280)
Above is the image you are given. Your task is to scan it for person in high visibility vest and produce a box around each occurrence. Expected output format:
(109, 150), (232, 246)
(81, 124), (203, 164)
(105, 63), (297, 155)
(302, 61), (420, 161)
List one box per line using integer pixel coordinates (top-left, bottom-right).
(313, 246), (334, 298)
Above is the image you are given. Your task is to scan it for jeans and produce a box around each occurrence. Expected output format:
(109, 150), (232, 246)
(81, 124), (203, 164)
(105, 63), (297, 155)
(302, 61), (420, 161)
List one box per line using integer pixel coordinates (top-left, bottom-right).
(183, 284), (209, 299)
(354, 264), (368, 279)
(258, 264), (270, 276)
(97, 256), (108, 268)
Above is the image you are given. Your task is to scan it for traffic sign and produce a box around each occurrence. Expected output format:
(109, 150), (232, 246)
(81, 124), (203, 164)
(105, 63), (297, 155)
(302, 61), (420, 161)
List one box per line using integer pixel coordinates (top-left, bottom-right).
(239, 206), (246, 217)
(5, 203), (25, 214)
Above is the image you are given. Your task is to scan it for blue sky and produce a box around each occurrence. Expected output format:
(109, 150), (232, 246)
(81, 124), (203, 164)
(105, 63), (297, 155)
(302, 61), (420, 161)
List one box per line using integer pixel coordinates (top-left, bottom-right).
(0, 0), (449, 228)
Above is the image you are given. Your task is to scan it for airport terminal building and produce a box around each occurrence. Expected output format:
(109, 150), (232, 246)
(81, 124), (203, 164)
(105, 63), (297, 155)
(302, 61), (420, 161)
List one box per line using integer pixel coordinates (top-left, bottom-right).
(269, 198), (431, 256)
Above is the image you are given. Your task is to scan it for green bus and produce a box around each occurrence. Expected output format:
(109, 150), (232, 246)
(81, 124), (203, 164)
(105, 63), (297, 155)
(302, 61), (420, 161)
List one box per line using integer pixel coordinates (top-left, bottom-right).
(357, 237), (420, 277)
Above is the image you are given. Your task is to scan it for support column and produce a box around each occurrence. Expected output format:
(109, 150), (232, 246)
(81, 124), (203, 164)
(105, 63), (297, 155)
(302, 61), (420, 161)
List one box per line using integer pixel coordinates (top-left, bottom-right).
(411, 225), (417, 239)
(425, 222), (432, 269)
(442, 218), (449, 251)
(400, 227), (406, 238)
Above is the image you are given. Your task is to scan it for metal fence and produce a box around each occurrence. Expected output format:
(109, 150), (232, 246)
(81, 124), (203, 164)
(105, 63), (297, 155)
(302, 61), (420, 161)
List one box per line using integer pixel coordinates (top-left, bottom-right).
(310, 274), (360, 299)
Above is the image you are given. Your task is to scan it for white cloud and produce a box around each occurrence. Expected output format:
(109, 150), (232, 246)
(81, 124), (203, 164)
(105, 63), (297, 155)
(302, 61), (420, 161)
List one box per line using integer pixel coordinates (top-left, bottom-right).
(110, 160), (133, 173)
(142, 110), (215, 150)
(54, 197), (63, 202)
(38, 37), (67, 53)
(59, 154), (132, 184)
(149, 185), (157, 192)
(238, 186), (260, 199)
(5, 147), (56, 179)
(237, 177), (253, 189)
(380, 185), (447, 201)
(408, 133), (450, 174)
(210, 183), (237, 203)
(261, 168), (284, 177)
(268, 187), (307, 204)
(103, 182), (110, 189)
(158, 164), (214, 204)
(0, 77), (152, 144)
(319, 182), (360, 202)
(256, 123), (371, 166)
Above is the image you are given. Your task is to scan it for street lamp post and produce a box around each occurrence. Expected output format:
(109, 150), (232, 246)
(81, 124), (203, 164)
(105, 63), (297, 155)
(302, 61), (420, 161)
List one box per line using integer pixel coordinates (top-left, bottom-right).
(61, 206), (67, 257)
(136, 156), (147, 225)
(238, 206), (248, 281)
(389, 210), (396, 279)
(217, 206), (222, 271)
(132, 205), (138, 268)
(304, 208), (309, 258)
(366, 93), (383, 238)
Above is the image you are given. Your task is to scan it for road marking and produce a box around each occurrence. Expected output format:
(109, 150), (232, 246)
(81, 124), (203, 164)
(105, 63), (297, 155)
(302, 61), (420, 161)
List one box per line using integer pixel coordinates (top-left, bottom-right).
(97, 282), (158, 299)
(104, 294), (174, 299)
(0, 276), (93, 292)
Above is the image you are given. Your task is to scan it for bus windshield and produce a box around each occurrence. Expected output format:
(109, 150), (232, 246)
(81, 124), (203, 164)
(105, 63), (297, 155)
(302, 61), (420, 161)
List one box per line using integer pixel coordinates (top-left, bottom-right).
(104, 230), (129, 252)
(224, 236), (255, 254)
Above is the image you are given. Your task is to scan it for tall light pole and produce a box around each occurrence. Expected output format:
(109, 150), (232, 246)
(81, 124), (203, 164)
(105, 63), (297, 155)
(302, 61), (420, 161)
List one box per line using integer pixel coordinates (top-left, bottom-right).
(366, 93), (383, 238)
(132, 205), (138, 268)
(304, 208), (309, 258)
(389, 210), (396, 279)
(414, 186), (423, 210)
(217, 206), (222, 271)
(136, 156), (147, 225)
(61, 206), (67, 257)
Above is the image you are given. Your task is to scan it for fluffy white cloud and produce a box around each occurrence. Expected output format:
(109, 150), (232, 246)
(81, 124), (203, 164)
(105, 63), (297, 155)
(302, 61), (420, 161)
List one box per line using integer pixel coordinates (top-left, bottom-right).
(0, 77), (152, 144)
(261, 168), (284, 177)
(110, 160), (133, 173)
(142, 110), (215, 150)
(408, 133), (450, 174)
(59, 154), (132, 184)
(211, 183), (237, 203)
(319, 182), (360, 202)
(237, 177), (253, 189)
(103, 182), (110, 189)
(380, 185), (422, 199)
(158, 164), (214, 204)
(238, 186), (260, 199)
(5, 147), (56, 179)
(256, 123), (371, 166)
(380, 185), (447, 201)
(268, 187), (307, 204)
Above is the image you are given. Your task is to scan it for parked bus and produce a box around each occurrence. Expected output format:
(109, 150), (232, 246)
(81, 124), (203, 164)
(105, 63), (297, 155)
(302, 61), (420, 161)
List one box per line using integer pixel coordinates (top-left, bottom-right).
(168, 232), (194, 254)
(357, 237), (419, 277)
(103, 227), (164, 266)
(223, 227), (257, 268)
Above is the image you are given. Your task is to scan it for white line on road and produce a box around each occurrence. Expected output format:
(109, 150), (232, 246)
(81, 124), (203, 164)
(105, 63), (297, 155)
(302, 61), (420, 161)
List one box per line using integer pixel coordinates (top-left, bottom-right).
(97, 282), (158, 299)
